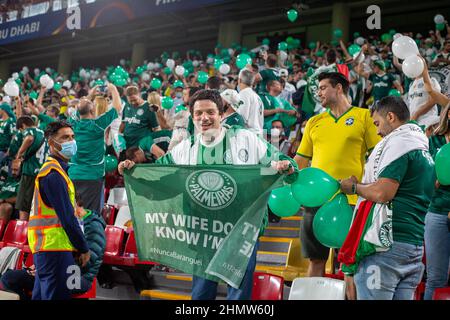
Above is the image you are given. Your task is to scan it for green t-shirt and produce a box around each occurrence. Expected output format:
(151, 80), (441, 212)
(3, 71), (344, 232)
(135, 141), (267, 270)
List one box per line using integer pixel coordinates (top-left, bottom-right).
(257, 68), (279, 94)
(428, 135), (450, 215)
(0, 176), (19, 200)
(369, 72), (396, 102)
(379, 149), (435, 245)
(221, 112), (245, 129)
(187, 116), (195, 136)
(68, 108), (118, 180)
(0, 118), (16, 152)
(259, 94), (296, 130)
(38, 113), (56, 131)
(8, 131), (23, 159)
(122, 102), (159, 147)
(138, 130), (172, 162)
(22, 127), (48, 176)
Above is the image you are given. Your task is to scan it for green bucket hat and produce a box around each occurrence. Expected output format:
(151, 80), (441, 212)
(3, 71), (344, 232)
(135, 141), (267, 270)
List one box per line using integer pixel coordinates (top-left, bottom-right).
(373, 60), (386, 71)
(0, 103), (16, 120)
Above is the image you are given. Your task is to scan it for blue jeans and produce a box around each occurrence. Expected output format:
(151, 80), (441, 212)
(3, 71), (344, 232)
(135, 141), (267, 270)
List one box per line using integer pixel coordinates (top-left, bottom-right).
(354, 242), (424, 300)
(191, 242), (258, 300)
(32, 252), (77, 300)
(424, 212), (450, 300)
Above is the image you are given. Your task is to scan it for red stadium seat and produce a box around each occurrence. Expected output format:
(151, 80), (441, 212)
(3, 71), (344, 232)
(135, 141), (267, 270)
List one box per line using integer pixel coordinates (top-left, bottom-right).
(414, 281), (426, 300)
(127, 230), (157, 266)
(432, 287), (450, 300)
(251, 272), (284, 300)
(102, 226), (124, 265)
(0, 219), (7, 240)
(24, 253), (34, 268)
(101, 205), (116, 226)
(0, 220), (28, 250)
(72, 278), (97, 299)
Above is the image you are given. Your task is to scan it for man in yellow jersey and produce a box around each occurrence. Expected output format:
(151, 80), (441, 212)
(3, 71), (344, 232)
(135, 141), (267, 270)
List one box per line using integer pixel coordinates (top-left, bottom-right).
(294, 72), (380, 284)
(28, 121), (90, 300)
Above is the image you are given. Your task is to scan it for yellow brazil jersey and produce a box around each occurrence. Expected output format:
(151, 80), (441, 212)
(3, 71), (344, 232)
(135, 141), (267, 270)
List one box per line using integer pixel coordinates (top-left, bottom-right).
(296, 106), (381, 205)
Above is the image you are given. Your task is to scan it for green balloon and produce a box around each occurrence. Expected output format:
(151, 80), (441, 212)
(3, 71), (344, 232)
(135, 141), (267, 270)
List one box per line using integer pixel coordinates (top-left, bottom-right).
(381, 33), (392, 44)
(151, 78), (162, 89)
(388, 89), (401, 97)
(315, 50), (324, 57)
(348, 44), (361, 56)
(236, 53), (252, 69)
(313, 193), (353, 248)
(221, 49), (229, 58)
(286, 36), (294, 44)
(15, 78), (22, 85)
(163, 67), (172, 75)
(95, 79), (104, 86)
(436, 23), (445, 31)
(435, 143), (450, 185)
(175, 105), (187, 113)
(114, 78), (127, 87)
(268, 185), (301, 217)
(389, 29), (396, 36)
(278, 41), (288, 51)
(287, 9), (298, 22)
(331, 39), (339, 47)
(308, 42), (316, 50)
(353, 32), (360, 39)
(333, 28), (343, 39)
(262, 38), (270, 46)
(105, 155), (118, 173)
(54, 82), (62, 91)
(197, 71), (209, 84)
(173, 80), (184, 88)
(161, 96), (174, 109)
(291, 167), (339, 207)
(184, 69), (190, 77)
(29, 91), (38, 99)
(214, 58), (224, 69)
(136, 66), (145, 75)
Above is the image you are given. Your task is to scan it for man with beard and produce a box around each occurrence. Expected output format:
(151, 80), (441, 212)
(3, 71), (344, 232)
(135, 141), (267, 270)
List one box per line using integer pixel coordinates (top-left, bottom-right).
(294, 72), (380, 298)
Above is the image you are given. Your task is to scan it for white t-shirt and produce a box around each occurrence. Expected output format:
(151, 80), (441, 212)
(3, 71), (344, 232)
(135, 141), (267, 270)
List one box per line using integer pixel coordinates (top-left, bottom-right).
(407, 77), (441, 126)
(237, 87), (264, 135)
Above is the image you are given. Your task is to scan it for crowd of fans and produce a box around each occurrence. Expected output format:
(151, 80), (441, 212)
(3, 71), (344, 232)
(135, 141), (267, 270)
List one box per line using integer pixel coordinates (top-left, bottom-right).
(0, 17), (449, 300)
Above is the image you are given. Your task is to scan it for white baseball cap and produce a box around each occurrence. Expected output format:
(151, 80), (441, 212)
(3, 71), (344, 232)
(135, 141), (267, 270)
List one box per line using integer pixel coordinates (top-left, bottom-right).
(220, 89), (242, 111)
(279, 69), (289, 77)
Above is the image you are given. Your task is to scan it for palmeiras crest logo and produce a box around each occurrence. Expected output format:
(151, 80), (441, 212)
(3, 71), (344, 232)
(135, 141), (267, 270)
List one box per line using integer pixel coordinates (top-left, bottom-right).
(186, 170), (237, 210)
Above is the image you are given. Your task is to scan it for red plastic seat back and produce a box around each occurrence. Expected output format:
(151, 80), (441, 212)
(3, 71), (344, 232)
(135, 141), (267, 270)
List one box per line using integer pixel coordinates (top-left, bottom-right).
(104, 226), (124, 256)
(0, 219), (7, 240)
(124, 230), (137, 256)
(3, 220), (28, 245)
(251, 272), (284, 300)
(25, 253), (34, 268)
(433, 287), (450, 300)
(72, 278), (97, 299)
(101, 206), (116, 226)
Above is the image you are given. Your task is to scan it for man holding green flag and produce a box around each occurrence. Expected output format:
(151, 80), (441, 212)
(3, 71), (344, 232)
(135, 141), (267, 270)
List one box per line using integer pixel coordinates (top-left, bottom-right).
(121, 89), (298, 300)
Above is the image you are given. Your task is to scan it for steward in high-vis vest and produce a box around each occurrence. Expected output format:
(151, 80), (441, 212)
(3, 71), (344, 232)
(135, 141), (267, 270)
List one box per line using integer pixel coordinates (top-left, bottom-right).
(27, 121), (90, 300)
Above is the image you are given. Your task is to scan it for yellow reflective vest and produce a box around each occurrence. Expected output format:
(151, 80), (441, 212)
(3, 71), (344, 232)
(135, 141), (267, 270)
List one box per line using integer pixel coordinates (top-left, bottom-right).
(28, 156), (76, 254)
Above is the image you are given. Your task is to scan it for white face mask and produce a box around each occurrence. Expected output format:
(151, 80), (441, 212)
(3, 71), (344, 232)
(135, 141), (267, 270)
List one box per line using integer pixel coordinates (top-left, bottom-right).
(271, 128), (282, 137)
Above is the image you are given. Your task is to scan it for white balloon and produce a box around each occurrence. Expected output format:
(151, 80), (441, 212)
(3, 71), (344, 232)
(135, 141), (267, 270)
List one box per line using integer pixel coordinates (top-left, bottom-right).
(393, 33), (403, 41)
(147, 62), (154, 71)
(175, 65), (185, 76)
(2, 96), (11, 104)
(22, 66), (29, 74)
(434, 14), (445, 24)
(279, 50), (288, 61)
(34, 68), (40, 76)
(141, 73), (150, 81)
(40, 74), (54, 89)
(402, 55), (424, 79)
(120, 59), (126, 66)
(63, 80), (72, 89)
(228, 48), (234, 56)
(192, 60), (199, 67)
(355, 37), (365, 46)
(166, 59), (175, 69)
(219, 63), (230, 75)
(392, 36), (419, 60)
(45, 67), (52, 74)
(12, 72), (19, 80)
(426, 48), (434, 56)
(206, 57), (214, 64)
(4, 79), (19, 97)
